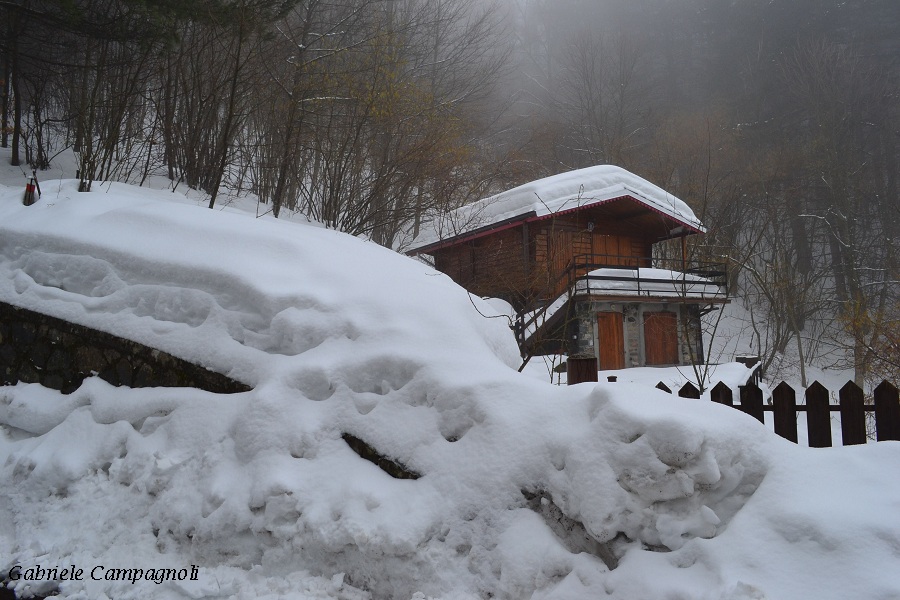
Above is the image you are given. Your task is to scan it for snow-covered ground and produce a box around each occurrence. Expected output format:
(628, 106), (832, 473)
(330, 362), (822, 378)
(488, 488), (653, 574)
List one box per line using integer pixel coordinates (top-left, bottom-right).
(2, 154), (900, 600)
(521, 359), (754, 391)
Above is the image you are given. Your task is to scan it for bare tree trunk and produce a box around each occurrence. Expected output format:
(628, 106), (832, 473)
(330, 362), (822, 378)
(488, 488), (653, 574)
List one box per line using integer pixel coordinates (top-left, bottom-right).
(208, 19), (248, 210)
(10, 33), (21, 166)
(1, 44), (9, 149)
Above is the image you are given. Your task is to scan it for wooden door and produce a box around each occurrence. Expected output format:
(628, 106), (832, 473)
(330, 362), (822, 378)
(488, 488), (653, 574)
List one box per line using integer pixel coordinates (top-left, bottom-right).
(643, 311), (679, 366)
(590, 233), (646, 267)
(597, 312), (625, 370)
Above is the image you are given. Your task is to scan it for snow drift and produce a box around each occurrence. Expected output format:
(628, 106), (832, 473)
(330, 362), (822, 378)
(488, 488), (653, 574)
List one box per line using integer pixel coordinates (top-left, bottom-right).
(1, 181), (899, 600)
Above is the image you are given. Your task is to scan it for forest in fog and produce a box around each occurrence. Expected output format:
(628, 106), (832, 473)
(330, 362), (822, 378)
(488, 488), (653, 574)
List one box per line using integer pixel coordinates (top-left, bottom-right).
(2, 0), (900, 383)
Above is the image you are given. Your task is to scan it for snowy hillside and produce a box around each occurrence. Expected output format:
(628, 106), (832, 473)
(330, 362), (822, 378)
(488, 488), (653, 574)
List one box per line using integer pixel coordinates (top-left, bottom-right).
(2, 177), (900, 600)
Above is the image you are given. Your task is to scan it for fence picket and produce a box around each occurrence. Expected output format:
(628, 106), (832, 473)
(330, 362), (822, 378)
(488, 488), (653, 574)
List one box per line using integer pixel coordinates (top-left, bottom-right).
(710, 382), (733, 407)
(806, 382), (832, 448)
(874, 381), (900, 442)
(740, 384), (764, 423)
(839, 382), (866, 446)
(772, 382), (798, 443)
(650, 375), (900, 447)
(678, 382), (700, 399)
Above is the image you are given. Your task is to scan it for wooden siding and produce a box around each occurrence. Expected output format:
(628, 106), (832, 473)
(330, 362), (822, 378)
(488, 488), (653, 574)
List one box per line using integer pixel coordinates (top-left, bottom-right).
(434, 244), (475, 287)
(533, 216), (651, 298)
(431, 201), (676, 304)
(433, 227), (527, 303)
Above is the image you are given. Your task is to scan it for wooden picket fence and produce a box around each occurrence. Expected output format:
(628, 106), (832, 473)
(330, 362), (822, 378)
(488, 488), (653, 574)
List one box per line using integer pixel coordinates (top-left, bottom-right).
(654, 379), (900, 447)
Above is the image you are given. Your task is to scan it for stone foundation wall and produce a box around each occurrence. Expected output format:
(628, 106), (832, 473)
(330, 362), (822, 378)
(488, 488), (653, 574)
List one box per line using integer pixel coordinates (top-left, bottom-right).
(567, 300), (704, 369)
(622, 304), (641, 367)
(569, 302), (597, 360)
(0, 301), (251, 394)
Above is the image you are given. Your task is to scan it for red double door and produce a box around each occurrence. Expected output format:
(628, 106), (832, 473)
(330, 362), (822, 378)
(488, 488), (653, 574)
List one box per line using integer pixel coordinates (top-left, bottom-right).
(597, 310), (679, 369)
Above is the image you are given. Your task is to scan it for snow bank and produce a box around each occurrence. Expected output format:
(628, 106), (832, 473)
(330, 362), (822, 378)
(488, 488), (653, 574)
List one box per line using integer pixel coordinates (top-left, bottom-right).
(0, 180), (520, 387)
(2, 181), (900, 600)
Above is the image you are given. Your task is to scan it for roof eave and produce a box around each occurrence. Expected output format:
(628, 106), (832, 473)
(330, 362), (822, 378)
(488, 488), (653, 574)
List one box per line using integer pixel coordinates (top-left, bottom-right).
(406, 210), (538, 255)
(407, 193), (705, 256)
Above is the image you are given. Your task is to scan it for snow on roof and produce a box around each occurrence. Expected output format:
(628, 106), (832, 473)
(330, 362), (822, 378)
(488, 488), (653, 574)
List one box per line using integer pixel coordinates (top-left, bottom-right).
(412, 165), (705, 250)
(2, 174), (900, 600)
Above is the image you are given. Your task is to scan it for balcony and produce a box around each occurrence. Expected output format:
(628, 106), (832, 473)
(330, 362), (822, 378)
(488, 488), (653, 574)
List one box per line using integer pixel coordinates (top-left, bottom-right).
(516, 254), (727, 348)
(564, 254), (728, 301)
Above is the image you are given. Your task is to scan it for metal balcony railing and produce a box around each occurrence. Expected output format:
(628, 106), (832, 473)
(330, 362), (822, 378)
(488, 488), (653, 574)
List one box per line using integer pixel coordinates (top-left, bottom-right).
(565, 254), (728, 300)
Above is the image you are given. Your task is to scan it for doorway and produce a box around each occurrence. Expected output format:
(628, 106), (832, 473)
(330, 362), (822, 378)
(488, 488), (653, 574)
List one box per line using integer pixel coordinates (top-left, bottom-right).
(643, 310), (679, 366)
(597, 312), (625, 370)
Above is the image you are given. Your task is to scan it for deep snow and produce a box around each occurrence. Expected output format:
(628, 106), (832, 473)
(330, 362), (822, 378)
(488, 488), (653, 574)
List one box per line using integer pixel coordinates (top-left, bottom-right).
(1, 172), (899, 600)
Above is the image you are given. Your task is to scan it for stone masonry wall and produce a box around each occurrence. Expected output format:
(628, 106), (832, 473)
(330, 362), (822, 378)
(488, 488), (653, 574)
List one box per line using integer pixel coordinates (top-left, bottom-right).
(567, 300), (704, 368)
(0, 301), (251, 394)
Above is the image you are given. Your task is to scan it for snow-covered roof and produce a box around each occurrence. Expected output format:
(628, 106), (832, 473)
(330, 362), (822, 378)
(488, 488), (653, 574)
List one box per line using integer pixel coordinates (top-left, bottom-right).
(411, 165), (705, 251)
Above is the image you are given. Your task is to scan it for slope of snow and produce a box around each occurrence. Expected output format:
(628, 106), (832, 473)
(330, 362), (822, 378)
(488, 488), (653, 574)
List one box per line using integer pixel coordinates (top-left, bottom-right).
(412, 165), (705, 249)
(1, 177), (899, 600)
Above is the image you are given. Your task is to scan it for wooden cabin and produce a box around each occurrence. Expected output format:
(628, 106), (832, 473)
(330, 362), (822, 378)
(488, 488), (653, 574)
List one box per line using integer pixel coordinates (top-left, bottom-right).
(408, 165), (727, 383)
